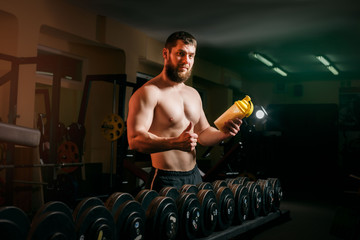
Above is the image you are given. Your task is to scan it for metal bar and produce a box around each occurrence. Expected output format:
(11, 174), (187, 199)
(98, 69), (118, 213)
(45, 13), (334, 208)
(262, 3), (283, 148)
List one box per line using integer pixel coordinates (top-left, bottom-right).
(109, 80), (117, 189)
(13, 180), (48, 185)
(0, 162), (84, 169)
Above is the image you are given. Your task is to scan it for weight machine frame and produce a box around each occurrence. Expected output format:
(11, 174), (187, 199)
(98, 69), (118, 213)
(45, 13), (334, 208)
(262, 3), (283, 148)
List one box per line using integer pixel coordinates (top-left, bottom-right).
(77, 74), (148, 191)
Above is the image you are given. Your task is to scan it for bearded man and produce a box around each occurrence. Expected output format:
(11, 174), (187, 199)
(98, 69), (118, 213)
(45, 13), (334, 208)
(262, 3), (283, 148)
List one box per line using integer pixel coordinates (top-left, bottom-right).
(127, 31), (242, 192)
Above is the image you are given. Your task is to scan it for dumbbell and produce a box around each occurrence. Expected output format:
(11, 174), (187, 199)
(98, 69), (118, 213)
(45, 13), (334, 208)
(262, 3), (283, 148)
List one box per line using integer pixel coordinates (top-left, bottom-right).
(268, 178), (283, 211)
(0, 206), (30, 240)
(135, 189), (178, 240)
(181, 183), (219, 237)
(212, 180), (235, 230)
(226, 180), (250, 224)
(159, 186), (201, 239)
(105, 192), (145, 240)
(28, 201), (76, 240)
(244, 181), (262, 219)
(196, 183), (219, 237)
(73, 197), (116, 239)
(257, 179), (275, 216)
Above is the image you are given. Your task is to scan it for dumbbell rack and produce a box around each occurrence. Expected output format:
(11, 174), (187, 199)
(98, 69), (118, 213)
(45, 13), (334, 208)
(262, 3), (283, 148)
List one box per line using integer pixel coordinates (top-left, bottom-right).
(198, 209), (290, 240)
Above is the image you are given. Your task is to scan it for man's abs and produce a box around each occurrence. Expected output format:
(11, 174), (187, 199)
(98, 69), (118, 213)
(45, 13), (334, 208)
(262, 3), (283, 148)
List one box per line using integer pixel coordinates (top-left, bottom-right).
(151, 149), (196, 171)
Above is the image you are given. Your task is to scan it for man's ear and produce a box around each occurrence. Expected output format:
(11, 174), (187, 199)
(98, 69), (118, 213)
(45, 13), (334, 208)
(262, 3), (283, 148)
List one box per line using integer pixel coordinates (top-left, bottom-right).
(162, 48), (168, 59)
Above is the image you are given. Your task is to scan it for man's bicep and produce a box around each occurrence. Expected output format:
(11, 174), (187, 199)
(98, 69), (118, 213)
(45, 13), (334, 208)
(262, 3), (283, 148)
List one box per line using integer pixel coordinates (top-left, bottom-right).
(127, 92), (155, 137)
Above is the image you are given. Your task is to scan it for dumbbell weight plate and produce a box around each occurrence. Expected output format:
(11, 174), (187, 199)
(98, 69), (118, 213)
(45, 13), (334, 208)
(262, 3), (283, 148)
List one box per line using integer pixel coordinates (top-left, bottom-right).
(212, 180), (227, 190)
(105, 192), (134, 216)
(73, 197), (104, 223)
(0, 219), (24, 240)
(230, 184), (249, 224)
(197, 182), (213, 191)
(245, 181), (262, 219)
(135, 189), (159, 211)
(33, 201), (73, 223)
(0, 206), (30, 240)
(268, 178), (283, 211)
(147, 196), (178, 240)
(158, 186), (180, 202)
(257, 179), (275, 216)
(114, 200), (145, 240)
(27, 211), (76, 240)
(196, 189), (218, 237)
(214, 186), (235, 230)
(75, 205), (115, 240)
(226, 178), (240, 186)
(179, 184), (198, 194)
(176, 192), (201, 239)
(236, 176), (250, 185)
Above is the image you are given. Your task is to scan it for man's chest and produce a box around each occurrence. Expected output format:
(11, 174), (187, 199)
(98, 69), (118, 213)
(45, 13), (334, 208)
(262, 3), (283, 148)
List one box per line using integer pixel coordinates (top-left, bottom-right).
(154, 91), (201, 126)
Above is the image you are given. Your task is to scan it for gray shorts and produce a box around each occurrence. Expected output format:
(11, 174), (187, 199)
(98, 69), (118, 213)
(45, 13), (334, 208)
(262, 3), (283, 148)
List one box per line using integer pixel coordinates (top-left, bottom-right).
(147, 165), (203, 193)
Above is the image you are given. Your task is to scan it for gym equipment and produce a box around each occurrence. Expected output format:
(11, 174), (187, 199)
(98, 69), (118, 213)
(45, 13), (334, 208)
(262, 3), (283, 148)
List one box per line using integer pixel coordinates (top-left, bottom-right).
(27, 201), (76, 240)
(32, 201), (73, 223)
(196, 189), (218, 237)
(179, 184), (199, 195)
(176, 193), (201, 239)
(236, 176), (250, 185)
(268, 178), (283, 211)
(73, 197), (115, 240)
(244, 181), (262, 219)
(159, 186), (201, 239)
(228, 184), (249, 224)
(101, 113), (125, 142)
(212, 180), (228, 190)
(135, 189), (178, 240)
(212, 183), (235, 230)
(57, 141), (80, 173)
(257, 179), (275, 216)
(197, 182), (214, 191)
(0, 206), (31, 240)
(105, 192), (145, 240)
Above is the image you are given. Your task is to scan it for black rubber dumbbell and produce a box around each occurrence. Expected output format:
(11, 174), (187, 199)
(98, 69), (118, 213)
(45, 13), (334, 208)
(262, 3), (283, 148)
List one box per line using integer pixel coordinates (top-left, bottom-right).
(73, 197), (115, 239)
(135, 189), (178, 240)
(212, 180), (235, 230)
(0, 206), (30, 240)
(28, 201), (76, 240)
(159, 186), (201, 240)
(267, 178), (283, 211)
(256, 179), (275, 216)
(245, 181), (262, 219)
(105, 192), (145, 240)
(228, 183), (250, 224)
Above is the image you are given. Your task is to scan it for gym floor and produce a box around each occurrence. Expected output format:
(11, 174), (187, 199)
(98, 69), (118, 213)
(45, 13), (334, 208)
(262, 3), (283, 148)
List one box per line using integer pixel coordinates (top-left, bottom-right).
(248, 191), (344, 240)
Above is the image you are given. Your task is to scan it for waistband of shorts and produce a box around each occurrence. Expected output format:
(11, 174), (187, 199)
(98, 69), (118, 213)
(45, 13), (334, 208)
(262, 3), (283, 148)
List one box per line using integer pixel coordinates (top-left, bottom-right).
(153, 165), (198, 177)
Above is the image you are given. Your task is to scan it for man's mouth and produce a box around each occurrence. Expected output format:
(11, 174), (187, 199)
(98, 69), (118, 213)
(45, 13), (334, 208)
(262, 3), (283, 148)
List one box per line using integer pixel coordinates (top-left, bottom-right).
(178, 65), (189, 71)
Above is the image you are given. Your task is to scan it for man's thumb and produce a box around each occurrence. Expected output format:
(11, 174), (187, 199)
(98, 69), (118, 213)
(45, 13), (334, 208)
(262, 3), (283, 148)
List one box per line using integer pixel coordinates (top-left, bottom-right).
(183, 122), (193, 132)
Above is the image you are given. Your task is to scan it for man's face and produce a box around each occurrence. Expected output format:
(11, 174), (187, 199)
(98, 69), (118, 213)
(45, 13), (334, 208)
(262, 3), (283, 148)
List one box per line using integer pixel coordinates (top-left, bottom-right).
(165, 40), (196, 83)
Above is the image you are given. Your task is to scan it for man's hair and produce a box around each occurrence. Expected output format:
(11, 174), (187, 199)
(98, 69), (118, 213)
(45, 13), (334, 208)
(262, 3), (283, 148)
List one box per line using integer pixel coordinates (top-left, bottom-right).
(165, 31), (197, 51)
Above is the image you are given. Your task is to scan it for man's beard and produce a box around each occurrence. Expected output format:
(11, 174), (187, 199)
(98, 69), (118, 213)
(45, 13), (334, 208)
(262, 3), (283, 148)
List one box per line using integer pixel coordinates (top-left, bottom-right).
(165, 62), (192, 83)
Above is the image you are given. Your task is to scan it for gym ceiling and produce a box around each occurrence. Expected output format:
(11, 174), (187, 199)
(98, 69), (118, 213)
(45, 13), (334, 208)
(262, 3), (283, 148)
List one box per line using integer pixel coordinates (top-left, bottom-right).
(69, 0), (360, 83)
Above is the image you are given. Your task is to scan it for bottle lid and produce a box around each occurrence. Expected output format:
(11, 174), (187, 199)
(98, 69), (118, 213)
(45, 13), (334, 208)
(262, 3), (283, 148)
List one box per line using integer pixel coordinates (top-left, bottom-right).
(235, 95), (254, 117)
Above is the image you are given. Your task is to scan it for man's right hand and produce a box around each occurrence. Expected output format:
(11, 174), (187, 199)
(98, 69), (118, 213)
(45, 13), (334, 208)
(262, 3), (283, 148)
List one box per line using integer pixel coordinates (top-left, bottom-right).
(175, 122), (198, 152)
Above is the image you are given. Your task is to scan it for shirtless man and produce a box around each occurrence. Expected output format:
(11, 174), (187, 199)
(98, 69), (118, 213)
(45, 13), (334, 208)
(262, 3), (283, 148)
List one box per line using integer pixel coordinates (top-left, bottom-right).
(127, 31), (242, 192)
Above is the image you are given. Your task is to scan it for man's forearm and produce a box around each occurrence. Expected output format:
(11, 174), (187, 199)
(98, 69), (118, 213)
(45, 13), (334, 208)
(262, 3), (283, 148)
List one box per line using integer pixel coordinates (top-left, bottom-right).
(128, 132), (175, 154)
(198, 126), (231, 146)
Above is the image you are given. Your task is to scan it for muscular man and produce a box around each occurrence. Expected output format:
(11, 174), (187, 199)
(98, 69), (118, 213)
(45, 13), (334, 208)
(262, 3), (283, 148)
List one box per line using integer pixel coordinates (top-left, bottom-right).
(127, 31), (242, 192)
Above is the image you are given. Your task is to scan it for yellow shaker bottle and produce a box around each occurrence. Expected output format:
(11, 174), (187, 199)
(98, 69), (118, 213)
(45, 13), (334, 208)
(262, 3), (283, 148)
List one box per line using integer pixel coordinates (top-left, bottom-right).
(214, 95), (254, 132)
